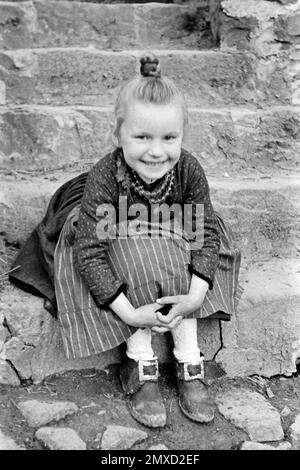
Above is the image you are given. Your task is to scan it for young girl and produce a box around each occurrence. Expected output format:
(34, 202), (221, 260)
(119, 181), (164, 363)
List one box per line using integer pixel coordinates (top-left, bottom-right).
(44, 54), (241, 428)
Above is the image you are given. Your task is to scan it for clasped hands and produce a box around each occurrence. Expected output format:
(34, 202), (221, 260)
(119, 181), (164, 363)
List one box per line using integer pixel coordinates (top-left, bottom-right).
(133, 294), (203, 334)
(111, 275), (209, 333)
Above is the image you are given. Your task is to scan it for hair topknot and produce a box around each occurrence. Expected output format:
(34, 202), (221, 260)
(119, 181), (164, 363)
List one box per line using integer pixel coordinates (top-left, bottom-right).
(140, 54), (161, 78)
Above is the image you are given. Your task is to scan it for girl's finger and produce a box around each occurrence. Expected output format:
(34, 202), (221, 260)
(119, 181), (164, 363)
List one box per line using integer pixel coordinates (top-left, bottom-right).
(156, 307), (180, 324)
(156, 311), (171, 324)
(156, 295), (179, 305)
(151, 326), (169, 334)
(153, 314), (182, 332)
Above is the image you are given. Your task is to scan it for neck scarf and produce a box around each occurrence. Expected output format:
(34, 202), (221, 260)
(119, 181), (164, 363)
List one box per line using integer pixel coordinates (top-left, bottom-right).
(117, 148), (175, 204)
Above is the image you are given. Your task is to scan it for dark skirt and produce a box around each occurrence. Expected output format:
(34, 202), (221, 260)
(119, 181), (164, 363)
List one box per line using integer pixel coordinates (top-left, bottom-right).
(54, 208), (243, 359)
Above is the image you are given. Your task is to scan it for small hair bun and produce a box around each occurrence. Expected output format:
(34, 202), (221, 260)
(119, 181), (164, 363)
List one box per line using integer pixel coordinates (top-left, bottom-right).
(140, 53), (161, 78)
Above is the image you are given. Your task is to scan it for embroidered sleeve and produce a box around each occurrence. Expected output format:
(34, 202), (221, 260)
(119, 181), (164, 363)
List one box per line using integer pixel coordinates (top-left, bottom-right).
(182, 154), (220, 289)
(73, 158), (127, 306)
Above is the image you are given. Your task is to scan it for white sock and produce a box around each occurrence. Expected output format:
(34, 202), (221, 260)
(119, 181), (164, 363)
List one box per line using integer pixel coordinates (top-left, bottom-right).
(171, 318), (201, 363)
(126, 328), (156, 361)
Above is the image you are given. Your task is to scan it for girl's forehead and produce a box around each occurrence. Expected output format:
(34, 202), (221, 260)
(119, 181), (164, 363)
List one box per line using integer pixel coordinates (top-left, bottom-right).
(124, 100), (184, 130)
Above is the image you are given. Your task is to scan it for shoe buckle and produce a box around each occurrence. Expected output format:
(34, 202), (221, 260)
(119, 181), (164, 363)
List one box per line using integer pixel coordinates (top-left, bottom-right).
(138, 360), (159, 382)
(183, 357), (204, 381)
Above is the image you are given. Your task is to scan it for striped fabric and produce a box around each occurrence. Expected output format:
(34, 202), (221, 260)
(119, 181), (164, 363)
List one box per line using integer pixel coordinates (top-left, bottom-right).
(54, 208), (243, 359)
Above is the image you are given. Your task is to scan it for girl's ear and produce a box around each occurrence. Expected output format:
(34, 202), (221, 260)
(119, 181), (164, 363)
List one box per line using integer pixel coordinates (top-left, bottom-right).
(182, 124), (188, 146)
(110, 120), (120, 147)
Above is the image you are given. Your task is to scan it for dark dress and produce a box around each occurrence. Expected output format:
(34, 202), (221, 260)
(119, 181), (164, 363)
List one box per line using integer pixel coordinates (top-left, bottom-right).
(10, 148), (243, 359)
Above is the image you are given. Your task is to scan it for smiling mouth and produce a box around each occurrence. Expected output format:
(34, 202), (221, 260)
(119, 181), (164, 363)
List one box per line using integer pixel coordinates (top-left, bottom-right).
(142, 161), (167, 167)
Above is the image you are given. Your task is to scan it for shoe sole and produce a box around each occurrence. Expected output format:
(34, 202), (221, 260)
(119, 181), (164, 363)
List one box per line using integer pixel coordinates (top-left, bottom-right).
(179, 401), (214, 424)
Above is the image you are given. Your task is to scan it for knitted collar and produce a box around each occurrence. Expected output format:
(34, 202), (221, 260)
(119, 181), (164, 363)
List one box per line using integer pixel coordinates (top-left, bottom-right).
(116, 148), (175, 203)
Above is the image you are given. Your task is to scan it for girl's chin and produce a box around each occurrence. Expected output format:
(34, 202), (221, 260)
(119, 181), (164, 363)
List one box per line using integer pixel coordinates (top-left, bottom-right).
(139, 169), (168, 184)
(138, 162), (171, 183)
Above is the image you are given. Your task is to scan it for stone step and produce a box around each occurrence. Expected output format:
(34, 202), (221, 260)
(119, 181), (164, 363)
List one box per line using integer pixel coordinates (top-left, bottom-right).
(210, 176), (300, 262)
(0, 48), (291, 108)
(0, 105), (298, 174)
(0, 1), (215, 51)
(0, 258), (299, 383)
(216, 258), (300, 378)
(1, 172), (299, 262)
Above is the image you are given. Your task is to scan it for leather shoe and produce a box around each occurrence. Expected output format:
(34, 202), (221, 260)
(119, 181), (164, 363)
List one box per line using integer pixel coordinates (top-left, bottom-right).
(119, 358), (167, 428)
(176, 360), (214, 423)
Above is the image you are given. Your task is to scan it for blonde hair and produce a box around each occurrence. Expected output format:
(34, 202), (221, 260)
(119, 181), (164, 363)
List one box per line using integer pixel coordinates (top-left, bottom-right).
(108, 54), (188, 150)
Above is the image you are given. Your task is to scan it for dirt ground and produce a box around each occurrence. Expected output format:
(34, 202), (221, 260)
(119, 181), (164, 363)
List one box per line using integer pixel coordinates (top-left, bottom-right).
(0, 362), (299, 451)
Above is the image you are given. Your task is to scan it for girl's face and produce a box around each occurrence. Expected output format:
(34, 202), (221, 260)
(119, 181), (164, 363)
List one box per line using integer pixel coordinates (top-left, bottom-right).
(118, 100), (184, 184)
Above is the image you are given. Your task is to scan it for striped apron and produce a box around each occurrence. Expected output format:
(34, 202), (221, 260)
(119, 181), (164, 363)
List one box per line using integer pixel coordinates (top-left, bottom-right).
(54, 207), (243, 359)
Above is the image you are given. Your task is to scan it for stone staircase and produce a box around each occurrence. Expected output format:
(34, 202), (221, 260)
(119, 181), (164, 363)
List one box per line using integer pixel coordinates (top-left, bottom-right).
(0, 0), (299, 384)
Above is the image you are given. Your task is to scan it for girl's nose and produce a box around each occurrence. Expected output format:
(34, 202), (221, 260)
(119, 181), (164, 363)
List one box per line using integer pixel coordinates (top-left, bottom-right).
(148, 141), (164, 158)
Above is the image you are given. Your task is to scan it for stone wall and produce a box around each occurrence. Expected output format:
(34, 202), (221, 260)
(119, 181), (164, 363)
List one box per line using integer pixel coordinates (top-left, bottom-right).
(209, 0), (300, 377)
(0, 0), (299, 384)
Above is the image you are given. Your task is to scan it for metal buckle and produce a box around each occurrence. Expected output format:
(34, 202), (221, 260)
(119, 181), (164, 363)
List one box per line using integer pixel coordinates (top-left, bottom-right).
(183, 357), (205, 381)
(138, 360), (159, 382)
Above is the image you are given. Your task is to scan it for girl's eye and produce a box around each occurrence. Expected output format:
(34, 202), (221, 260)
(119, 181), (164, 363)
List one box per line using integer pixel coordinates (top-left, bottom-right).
(135, 135), (148, 140)
(165, 135), (176, 141)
